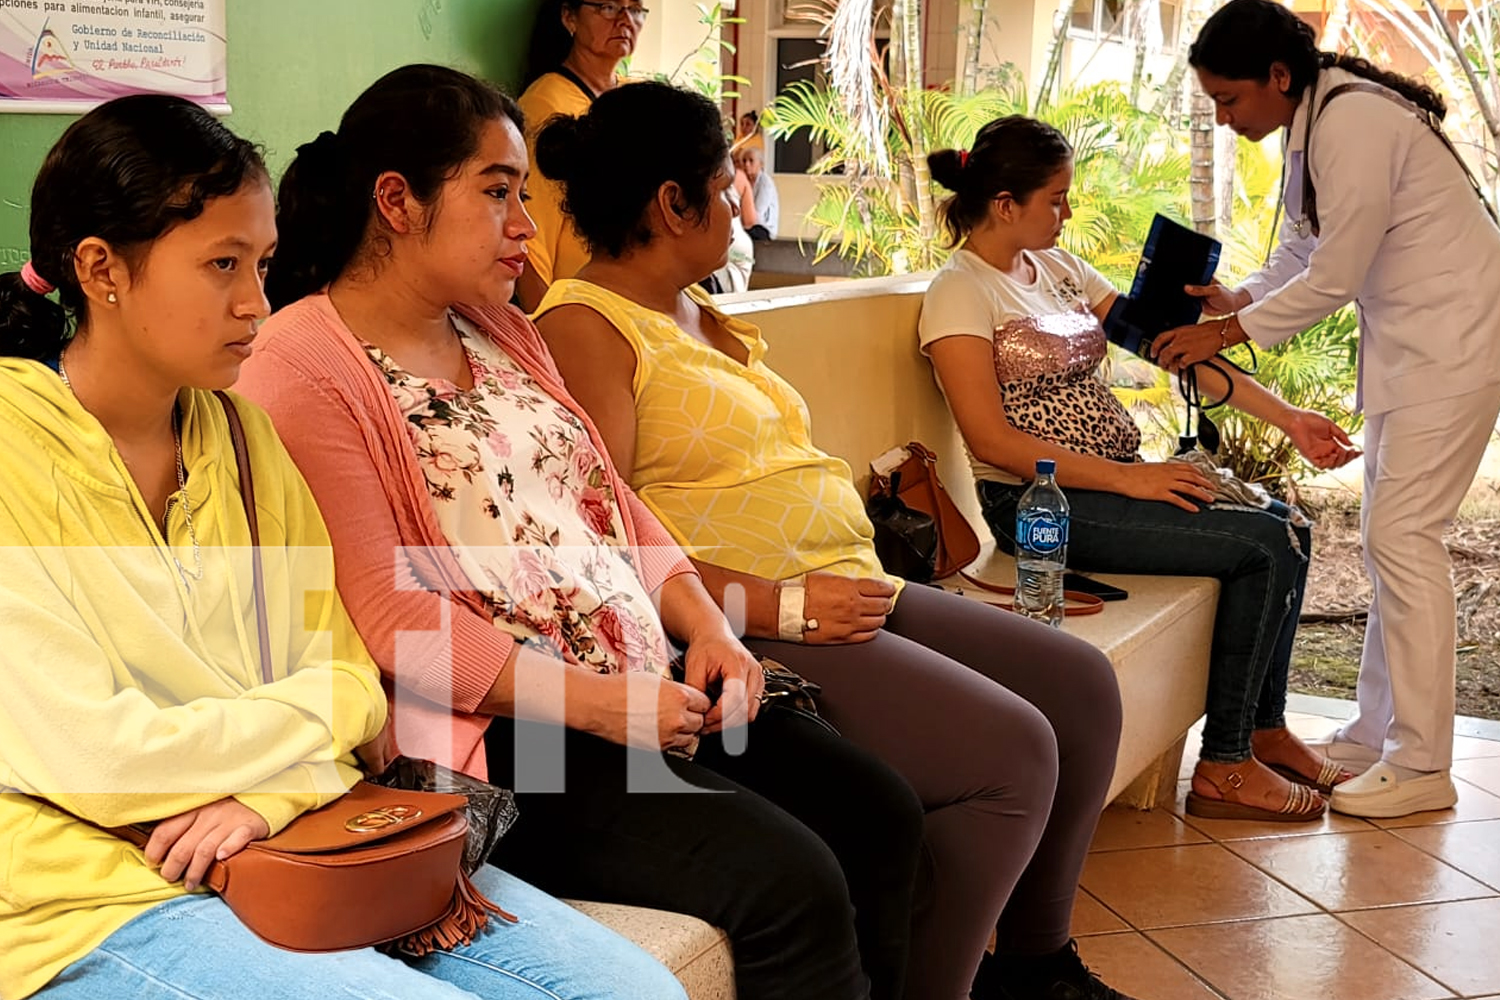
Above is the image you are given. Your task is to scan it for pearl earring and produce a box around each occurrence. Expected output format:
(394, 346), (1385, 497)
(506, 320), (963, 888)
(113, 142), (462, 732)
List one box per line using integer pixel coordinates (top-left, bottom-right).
(107, 292), (117, 303)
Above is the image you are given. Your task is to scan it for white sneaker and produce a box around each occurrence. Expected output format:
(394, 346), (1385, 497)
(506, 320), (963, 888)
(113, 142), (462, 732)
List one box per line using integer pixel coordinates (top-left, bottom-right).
(1307, 735), (1382, 774)
(1330, 762), (1458, 818)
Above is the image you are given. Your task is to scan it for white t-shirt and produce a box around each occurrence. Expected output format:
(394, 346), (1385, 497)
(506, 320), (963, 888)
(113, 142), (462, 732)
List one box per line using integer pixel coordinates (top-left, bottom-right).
(920, 248), (1115, 347)
(920, 247), (1137, 484)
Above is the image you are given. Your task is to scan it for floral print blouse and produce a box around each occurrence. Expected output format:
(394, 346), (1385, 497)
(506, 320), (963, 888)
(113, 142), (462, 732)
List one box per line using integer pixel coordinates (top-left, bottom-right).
(365, 316), (672, 675)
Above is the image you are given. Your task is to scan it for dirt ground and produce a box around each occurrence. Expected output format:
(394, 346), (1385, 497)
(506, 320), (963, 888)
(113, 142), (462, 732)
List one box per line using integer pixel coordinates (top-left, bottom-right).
(1290, 466), (1500, 721)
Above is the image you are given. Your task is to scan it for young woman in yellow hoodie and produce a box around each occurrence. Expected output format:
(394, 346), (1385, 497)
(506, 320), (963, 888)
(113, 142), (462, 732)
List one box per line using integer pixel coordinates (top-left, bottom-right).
(0, 94), (687, 1000)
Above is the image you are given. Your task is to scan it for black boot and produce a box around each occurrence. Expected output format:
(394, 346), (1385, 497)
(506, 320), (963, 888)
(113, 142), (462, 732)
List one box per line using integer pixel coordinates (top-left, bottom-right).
(973, 940), (1140, 1000)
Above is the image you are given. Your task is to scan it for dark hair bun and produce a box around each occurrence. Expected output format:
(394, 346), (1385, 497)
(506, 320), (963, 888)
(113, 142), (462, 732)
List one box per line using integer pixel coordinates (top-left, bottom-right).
(537, 82), (730, 264)
(534, 113), (589, 187)
(927, 149), (965, 192)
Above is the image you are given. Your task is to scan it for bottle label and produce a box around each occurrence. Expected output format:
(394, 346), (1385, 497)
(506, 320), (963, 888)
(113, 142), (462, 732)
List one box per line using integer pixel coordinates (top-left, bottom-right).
(1018, 512), (1067, 556)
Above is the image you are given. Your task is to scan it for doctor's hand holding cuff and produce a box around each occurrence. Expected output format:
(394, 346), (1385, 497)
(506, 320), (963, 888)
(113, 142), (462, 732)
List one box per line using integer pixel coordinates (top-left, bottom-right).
(1152, 310), (1250, 372)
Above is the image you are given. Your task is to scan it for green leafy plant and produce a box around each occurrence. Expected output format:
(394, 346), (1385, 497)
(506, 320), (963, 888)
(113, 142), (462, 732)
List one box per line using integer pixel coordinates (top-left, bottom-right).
(633, 2), (749, 102)
(767, 77), (1189, 278)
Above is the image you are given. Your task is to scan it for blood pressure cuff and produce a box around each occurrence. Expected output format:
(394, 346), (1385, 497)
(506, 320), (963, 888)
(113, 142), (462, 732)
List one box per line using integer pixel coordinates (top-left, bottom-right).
(1104, 215), (1223, 360)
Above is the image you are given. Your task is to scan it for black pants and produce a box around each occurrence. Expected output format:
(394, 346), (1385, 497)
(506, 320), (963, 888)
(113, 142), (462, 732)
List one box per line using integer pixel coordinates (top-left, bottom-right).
(484, 705), (924, 1000)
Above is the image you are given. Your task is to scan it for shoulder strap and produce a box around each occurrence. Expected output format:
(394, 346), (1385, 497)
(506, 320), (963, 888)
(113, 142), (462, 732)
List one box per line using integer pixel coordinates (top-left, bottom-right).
(956, 569), (1105, 617)
(1304, 80), (1498, 236)
(213, 390), (273, 686)
(551, 66), (598, 103)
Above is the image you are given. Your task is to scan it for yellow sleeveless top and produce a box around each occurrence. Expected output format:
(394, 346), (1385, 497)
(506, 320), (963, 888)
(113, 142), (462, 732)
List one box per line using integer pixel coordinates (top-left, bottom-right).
(536, 280), (893, 585)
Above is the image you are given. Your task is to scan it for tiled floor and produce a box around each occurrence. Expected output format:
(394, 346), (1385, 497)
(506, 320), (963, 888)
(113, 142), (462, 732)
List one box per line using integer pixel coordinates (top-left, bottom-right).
(1073, 712), (1500, 1000)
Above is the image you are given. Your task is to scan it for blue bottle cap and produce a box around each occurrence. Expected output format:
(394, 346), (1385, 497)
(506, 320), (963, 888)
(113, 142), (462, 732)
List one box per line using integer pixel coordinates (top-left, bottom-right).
(1036, 459), (1056, 475)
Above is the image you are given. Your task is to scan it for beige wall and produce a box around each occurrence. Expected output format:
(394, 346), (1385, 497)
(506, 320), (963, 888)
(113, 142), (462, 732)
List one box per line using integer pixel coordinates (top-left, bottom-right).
(631, 0), (722, 85)
(716, 274), (981, 522)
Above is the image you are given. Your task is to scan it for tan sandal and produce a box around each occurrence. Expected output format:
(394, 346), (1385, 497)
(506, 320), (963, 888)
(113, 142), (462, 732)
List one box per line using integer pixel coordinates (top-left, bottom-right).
(1186, 768), (1328, 823)
(1267, 757), (1356, 795)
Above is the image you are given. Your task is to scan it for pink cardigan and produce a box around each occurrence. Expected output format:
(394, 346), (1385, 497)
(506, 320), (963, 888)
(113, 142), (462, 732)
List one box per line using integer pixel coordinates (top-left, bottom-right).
(236, 293), (696, 777)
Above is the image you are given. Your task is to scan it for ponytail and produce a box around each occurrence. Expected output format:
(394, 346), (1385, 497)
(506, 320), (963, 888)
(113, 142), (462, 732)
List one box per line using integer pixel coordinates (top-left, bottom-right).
(1324, 52), (1446, 120)
(1, 93), (263, 363)
(928, 116), (1072, 247)
(0, 268), (70, 362)
(265, 131), (367, 310)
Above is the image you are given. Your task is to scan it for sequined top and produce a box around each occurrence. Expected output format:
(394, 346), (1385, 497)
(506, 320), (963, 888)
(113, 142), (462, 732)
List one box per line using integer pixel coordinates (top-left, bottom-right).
(920, 248), (1141, 483)
(992, 308), (1141, 468)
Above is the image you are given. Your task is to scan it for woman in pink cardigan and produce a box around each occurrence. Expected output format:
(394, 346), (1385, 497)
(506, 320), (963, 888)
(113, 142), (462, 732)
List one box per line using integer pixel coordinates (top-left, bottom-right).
(236, 64), (922, 1000)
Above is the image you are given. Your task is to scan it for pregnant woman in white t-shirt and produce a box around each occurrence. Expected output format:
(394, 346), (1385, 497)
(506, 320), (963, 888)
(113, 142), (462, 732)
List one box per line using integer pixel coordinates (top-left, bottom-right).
(919, 115), (1362, 824)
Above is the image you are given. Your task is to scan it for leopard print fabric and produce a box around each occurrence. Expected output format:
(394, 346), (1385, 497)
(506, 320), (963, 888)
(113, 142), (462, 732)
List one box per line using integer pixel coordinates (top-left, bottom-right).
(994, 308), (1142, 463)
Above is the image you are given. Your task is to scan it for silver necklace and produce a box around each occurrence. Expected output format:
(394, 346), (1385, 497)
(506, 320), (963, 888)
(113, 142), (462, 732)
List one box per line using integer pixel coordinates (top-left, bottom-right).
(59, 350), (205, 586)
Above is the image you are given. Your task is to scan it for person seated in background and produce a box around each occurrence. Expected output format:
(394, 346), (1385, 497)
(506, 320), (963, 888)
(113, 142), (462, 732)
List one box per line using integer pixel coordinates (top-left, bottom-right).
(737, 146), (779, 241)
(919, 114), (1363, 825)
(237, 63), (924, 1000)
(705, 161), (757, 294)
(730, 108), (765, 157)
(0, 92), (685, 1000)
(533, 79), (1139, 1000)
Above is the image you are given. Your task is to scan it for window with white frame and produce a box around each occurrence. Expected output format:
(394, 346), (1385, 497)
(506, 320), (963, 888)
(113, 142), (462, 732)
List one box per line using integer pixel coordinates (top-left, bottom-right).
(1070, 0), (1179, 42)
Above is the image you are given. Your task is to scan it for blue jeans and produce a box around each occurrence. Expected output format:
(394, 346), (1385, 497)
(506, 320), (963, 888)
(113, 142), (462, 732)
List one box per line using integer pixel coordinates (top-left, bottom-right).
(979, 480), (1311, 762)
(36, 866), (687, 1000)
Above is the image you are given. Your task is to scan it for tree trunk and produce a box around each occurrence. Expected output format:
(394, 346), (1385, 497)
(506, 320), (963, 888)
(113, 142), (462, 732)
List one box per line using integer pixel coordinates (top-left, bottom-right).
(959, 0), (987, 96)
(1216, 125), (1237, 233)
(1034, 0), (1072, 113)
(1147, 0), (1212, 122)
(1190, 85), (1217, 236)
(891, 0), (936, 263)
(1320, 0), (1351, 50)
(1127, 0), (1158, 107)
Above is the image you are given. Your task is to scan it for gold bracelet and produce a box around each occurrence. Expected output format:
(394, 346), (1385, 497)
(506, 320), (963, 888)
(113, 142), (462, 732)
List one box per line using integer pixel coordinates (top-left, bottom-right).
(1218, 315), (1232, 352)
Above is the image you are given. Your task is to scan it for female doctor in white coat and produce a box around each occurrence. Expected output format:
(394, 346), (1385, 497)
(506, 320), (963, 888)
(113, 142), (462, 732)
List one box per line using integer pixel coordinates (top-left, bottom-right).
(1151, 0), (1500, 820)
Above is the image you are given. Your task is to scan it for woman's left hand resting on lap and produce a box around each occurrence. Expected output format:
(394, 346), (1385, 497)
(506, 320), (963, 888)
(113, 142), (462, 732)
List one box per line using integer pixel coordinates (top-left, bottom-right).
(145, 799), (271, 892)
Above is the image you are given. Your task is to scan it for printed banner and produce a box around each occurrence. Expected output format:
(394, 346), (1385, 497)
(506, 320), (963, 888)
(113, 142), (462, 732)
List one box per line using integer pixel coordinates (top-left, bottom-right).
(0, 0), (227, 113)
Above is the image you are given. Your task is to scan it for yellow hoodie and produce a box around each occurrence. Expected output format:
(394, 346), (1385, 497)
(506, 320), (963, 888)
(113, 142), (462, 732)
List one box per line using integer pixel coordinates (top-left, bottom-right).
(0, 360), (387, 998)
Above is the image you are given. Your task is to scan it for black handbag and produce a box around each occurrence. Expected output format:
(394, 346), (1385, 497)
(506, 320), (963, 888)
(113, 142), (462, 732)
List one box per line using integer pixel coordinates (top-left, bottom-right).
(866, 471), (939, 583)
(368, 755), (519, 876)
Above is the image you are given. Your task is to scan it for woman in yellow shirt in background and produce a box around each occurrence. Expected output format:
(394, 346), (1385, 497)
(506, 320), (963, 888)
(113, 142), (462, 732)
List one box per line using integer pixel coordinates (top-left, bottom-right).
(515, 0), (648, 310)
(0, 94), (687, 1000)
(534, 81), (1136, 1000)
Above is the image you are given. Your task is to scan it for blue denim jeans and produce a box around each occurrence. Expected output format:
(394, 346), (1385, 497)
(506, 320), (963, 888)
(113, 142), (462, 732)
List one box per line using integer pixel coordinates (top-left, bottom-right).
(979, 480), (1311, 762)
(36, 866), (687, 1000)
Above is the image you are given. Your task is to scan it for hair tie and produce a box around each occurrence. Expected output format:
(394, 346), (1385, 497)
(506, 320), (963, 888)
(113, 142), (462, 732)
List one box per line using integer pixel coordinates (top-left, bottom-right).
(19, 261), (54, 296)
(959, 149), (970, 168)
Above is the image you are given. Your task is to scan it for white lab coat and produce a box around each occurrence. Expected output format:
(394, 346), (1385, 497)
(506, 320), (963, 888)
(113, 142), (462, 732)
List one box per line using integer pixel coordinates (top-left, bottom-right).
(1234, 66), (1500, 771)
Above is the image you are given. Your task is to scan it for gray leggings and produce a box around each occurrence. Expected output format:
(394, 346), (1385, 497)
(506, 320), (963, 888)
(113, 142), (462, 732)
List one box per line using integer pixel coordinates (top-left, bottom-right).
(746, 582), (1122, 1000)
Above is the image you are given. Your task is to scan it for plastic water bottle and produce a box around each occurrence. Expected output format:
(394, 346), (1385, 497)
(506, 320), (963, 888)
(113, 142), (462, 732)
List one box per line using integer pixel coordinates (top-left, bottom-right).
(1015, 459), (1069, 627)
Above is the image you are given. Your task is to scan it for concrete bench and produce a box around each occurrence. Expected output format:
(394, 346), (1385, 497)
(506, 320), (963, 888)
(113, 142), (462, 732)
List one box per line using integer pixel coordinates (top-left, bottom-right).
(719, 275), (1216, 808)
(573, 275), (1217, 1000)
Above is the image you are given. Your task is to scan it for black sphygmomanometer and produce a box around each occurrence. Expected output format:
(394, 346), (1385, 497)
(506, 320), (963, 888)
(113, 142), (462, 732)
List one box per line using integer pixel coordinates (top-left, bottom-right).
(1102, 215), (1252, 453)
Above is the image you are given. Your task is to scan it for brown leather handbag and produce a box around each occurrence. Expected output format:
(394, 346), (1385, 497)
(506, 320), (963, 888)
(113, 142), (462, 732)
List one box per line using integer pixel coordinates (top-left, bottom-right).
(869, 441), (1103, 617)
(100, 394), (513, 955)
(868, 442), (981, 580)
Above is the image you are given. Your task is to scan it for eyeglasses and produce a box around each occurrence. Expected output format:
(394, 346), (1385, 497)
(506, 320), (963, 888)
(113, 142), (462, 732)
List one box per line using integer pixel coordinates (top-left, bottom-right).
(577, 1), (649, 21)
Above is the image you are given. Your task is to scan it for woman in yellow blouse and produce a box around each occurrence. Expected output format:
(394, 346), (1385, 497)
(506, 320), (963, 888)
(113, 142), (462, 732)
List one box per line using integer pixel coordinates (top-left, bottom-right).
(533, 81), (1136, 1000)
(515, 0), (648, 310)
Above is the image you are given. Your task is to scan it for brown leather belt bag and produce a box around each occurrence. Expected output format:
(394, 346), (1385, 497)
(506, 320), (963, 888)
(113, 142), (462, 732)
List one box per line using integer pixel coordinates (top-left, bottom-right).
(113, 781), (493, 953)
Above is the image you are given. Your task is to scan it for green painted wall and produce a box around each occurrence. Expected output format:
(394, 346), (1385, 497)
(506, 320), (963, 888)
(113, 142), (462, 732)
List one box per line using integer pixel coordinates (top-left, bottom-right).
(0, 0), (537, 268)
